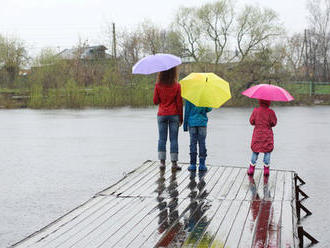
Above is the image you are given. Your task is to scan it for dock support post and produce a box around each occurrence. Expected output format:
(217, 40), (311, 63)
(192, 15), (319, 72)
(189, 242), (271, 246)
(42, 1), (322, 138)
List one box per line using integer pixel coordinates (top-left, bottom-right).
(298, 226), (319, 247)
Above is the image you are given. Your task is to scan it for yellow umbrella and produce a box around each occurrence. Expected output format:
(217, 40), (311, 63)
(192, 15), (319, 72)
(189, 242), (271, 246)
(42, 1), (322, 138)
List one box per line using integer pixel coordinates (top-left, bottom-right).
(179, 72), (231, 108)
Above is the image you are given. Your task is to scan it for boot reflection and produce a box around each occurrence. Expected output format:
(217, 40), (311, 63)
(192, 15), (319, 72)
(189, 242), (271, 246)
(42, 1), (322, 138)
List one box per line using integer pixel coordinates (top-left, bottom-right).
(168, 172), (179, 224)
(248, 175), (274, 247)
(183, 170), (209, 245)
(156, 171), (183, 247)
(156, 170), (168, 234)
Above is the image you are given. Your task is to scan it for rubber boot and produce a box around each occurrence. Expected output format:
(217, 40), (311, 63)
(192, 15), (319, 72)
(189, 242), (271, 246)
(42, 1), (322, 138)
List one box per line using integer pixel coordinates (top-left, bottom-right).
(264, 164), (270, 176)
(247, 163), (255, 175)
(199, 158), (207, 171)
(171, 161), (182, 171)
(188, 164), (196, 171)
(159, 160), (166, 170)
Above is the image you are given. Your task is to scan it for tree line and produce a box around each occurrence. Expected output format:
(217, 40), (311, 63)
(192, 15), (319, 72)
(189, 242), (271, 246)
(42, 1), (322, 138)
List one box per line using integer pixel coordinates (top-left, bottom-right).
(0, 0), (329, 108)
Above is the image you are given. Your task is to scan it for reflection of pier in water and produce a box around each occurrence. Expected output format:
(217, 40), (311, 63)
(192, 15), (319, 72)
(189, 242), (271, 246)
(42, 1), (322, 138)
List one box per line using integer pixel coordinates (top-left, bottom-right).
(13, 161), (317, 248)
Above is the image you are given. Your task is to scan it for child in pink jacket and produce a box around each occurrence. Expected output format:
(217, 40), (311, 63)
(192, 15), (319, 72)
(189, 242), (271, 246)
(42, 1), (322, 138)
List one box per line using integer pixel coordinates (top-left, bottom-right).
(247, 99), (277, 176)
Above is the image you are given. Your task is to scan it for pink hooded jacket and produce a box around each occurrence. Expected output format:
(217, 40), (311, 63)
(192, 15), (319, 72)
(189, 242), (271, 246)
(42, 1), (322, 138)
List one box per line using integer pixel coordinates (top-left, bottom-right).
(250, 100), (277, 153)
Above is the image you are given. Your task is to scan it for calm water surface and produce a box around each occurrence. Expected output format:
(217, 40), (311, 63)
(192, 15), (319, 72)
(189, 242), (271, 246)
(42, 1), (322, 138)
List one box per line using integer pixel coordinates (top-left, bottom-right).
(0, 107), (329, 247)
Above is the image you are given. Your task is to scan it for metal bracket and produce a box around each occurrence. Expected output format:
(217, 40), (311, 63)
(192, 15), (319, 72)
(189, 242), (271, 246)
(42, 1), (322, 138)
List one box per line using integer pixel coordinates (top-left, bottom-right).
(296, 200), (312, 221)
(298, 226), (319, 247)
(296, 185), (309, 202)
(295, 174), (306, 186)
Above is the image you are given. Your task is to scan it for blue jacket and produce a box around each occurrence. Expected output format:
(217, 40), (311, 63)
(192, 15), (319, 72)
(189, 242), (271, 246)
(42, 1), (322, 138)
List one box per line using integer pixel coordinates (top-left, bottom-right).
(183, 100), (212, 131)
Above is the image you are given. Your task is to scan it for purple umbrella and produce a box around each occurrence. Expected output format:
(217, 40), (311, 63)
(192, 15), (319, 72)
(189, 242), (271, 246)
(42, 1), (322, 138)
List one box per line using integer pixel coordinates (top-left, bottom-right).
(132, 53), (182, 74)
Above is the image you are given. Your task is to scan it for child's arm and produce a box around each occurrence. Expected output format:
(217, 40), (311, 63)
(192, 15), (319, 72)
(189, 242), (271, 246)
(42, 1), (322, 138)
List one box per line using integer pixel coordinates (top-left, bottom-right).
(183, 100), (191, 132)
(249, 109), (256, 125)
(153, 84), (160, 105)
(270, 110), (277, 127)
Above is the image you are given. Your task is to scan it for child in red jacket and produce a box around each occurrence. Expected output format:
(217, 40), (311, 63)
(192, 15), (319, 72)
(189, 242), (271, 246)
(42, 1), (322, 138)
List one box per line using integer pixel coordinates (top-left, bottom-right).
(153, 66), (183, 171)
(247, 99), (277, 176)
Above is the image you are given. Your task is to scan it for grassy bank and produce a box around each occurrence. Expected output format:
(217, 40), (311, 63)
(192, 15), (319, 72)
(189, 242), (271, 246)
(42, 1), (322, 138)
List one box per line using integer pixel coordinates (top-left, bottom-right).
(1, 82), (330, 109)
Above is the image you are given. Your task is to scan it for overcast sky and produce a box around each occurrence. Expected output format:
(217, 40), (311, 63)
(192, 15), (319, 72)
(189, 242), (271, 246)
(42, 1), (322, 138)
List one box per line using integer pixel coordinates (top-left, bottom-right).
(0, 0), (309, 56)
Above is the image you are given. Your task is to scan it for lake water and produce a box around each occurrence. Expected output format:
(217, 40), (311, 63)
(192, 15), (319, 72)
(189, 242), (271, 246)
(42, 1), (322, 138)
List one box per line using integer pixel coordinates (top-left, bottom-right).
(0, 107), (329, 247)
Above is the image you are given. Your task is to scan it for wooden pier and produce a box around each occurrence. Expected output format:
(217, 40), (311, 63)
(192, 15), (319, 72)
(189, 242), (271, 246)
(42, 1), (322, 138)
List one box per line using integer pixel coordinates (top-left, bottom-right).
(13, 161), (317, 248)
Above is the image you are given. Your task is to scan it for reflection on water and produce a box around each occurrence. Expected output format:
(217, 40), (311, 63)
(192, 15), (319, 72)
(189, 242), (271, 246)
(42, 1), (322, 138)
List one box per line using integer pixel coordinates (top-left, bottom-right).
(248, 176), (274, 247)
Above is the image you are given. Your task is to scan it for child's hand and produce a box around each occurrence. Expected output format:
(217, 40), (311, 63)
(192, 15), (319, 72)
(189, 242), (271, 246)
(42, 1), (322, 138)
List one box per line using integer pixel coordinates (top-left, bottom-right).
(179, 120), (183, 127)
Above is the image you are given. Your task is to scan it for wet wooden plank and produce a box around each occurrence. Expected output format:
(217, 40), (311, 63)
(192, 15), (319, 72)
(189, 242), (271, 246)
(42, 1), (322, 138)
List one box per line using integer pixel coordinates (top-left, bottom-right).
(13, 162), (301, 248)
(280, 201), (297, 248)
(31, 196), (126, 248)
(12, 196), (107, 248)
(141, 168), (220, 247)
(98, 160), (156, 196)
(238, 170), (271, 247)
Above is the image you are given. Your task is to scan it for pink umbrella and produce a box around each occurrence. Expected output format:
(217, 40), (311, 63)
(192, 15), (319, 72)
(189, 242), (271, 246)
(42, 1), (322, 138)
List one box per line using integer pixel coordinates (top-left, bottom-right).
(241, 84), (294, 102)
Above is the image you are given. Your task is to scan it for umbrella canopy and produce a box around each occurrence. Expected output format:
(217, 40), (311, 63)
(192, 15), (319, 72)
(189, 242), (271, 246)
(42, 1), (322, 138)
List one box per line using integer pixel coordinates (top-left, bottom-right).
(179, 73), (231, 108)
(241, 84), (294, 102)
(132, 53), (182, 74)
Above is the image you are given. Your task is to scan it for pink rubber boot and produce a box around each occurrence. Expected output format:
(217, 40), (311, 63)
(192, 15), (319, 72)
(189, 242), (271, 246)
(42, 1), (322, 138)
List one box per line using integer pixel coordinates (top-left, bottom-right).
(247, 163), (255, 175)
(264, 165), (270, 176)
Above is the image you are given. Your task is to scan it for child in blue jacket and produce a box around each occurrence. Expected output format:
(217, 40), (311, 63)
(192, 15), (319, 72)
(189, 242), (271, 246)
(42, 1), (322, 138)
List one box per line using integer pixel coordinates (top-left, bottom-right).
(183, 100), (212, 171)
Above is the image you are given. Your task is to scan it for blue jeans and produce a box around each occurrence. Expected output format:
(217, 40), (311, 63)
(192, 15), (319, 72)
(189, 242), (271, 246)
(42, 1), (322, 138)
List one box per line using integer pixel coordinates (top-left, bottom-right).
(189, 126), (207, 165)
(251, 152), (271, 165)
(157, 115), (180, 161)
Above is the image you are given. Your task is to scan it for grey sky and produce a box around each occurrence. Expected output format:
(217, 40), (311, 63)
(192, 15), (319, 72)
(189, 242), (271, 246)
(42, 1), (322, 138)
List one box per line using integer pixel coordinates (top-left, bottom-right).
(0, 0), (309, 56)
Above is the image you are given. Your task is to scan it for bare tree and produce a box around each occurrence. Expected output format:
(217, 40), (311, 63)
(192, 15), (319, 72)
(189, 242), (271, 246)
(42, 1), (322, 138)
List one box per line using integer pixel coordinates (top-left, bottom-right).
(307, 0), (330, 81)
(140, 21), (164, 55)
(198, 0), (234, 64)
(236, 5), (284, 61)
(284, 34), (305, 79)
(173, 7), (205, 62)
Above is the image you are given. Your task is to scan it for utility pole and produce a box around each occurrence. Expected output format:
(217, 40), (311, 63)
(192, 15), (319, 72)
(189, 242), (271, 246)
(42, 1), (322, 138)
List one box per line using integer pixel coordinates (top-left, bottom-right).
(112, 22), (117, 59)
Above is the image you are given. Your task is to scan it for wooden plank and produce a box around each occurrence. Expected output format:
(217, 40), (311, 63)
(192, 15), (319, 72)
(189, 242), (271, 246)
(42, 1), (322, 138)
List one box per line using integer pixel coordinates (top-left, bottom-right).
(244, 169), (263, 201)
(280, 201), (295, 248)
(209, 200), (243, 247)
(126, 198), (192, 248)
(191, 200), (232, 248)
(180, 200), (224, 248)
(110, 163), (165, 197)
(98, 160), (156, 195)
(141, 168), (221, 247)
(57, 197), (153, 248)
(236, 169), (264, 247)
(98, 169), (195, 247)
(226, 168), (247, 200)
(75, 198), (157, 247)
(283, 172), (294, 201)
(223, 200), (250, 247)
(267, 201), (282, 248)
(274, 171), (286, 201)
(13, 196), (107, 248)
(29, 196), (125, 248)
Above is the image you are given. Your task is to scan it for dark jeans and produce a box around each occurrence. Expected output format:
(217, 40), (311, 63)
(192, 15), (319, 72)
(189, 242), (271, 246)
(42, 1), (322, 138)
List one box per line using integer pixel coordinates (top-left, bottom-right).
(157, 115), (180, 161)
(189, 126), (207, 165)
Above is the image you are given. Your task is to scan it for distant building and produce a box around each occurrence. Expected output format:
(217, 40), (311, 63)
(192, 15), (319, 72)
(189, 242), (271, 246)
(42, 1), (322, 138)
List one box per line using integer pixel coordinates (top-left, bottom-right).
(57, 45), (111, 60)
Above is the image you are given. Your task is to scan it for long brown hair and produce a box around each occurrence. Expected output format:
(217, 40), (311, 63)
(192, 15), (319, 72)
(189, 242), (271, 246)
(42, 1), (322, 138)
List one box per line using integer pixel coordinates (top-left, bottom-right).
(157, 66), (178, 85)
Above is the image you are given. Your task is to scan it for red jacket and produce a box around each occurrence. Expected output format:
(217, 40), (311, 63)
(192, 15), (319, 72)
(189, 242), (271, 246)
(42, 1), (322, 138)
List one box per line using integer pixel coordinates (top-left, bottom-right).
(250, 100), (277, 153)
(153, 82), (183, 122)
